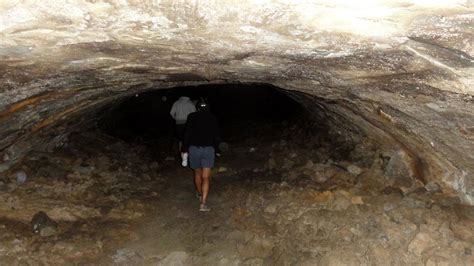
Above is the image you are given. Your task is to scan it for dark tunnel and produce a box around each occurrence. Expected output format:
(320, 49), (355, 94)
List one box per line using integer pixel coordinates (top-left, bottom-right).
(96, 84), (319, 162)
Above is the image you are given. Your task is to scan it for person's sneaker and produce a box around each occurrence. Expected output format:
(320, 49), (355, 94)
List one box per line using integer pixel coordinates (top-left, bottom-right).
(199, 204), (211, 212)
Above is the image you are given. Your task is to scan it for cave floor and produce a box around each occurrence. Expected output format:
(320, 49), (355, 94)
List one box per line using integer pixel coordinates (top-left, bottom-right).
(0, 124), (473, 265)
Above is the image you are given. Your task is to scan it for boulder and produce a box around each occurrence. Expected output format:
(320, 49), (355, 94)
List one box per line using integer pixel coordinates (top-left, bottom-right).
(384, 150), (414, 188)
(158, 251), (189, 266)
(408, 232), (437, 256)
(347, 164), (362, 176)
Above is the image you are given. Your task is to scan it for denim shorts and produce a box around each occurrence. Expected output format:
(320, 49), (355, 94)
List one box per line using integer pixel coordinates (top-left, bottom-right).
(189, 146), (215, 169)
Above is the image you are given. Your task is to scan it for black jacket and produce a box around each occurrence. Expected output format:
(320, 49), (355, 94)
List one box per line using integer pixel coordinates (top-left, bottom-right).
(182, 110), (221, 152)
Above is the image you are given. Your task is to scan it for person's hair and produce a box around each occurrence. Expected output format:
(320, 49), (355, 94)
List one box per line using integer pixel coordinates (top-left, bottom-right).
(196, 99), (209, 111)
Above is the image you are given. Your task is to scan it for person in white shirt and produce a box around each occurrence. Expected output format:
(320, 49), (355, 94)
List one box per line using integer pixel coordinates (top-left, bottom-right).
(170, 96), (196, 152)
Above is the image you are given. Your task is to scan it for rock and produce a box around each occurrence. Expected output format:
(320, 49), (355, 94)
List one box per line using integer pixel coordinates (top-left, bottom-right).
(6, 196), (21, 210)
(402, 197), (426, 208)
(238, 237), (274, 258)
(282, 158), (294, 169)
(226, 230), (245, 241)
(347, 164), (362, 176)
(371, 245), (391, 265)
(383, 202), (398, 212)
(219, 142), (230, 152)
(264, 204), (277, 214)
(243, 258), (264, 266)
(331, 191), (351, 210)
(320, 250), (361, 265)
(0, 181), (7, 192)
(10, 239), (26, 253)
(48, 206), (101, 222)
(149, 161), (159, 169)
(424, 181), (441, 192)
(304, 163), (340, 183)
(266, 158), (277, 170)
(425, 257), (454, 266)
(158, 251), (189, 266)
(15, 170), (27, 184)
(218, 258), (242, 266)
(437, 196), (461, 207)
(299, 259), (320, 266)
(74, 162), (95, 174)
(450, 219), (474, 242)
(454, 205), (474, 220)
(249, 147), (256, 153)
(218, 167), (227, 173)
(408, 232), (437, 256)
(0, 163), (9, 173)
(40, 226), (57, 237)
(112, 248), (143, 264)
(384, 150), (414, 188)
(351, 196), (364, 205)
(2, 152), (10, 162)
(252, 168), (263, 173)
(304, 160), (314, 169)
(382, 186), (404, 196)
(309, 191), (334, 204)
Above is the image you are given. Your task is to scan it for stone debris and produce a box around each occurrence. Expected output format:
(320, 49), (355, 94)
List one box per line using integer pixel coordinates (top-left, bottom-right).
(0, 130), (166, 264)
(347, 164), (362, 176)
(15, 171), (27, 184)
(48, 206), (102, 222)
(408, 232), (437, 256)
(112, 248), (144, 264)
(0, 120), (471, 265)
(219, 142), (230, 152)
(158, 251), (190, 266)
(351, 196), (364, 205)
(218, 167), (228, 173)
(425, 181), (441, 193)
(384, 150), (414, 188)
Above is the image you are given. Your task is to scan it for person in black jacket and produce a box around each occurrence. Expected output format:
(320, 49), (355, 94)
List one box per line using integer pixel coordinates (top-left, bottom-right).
(182, 99), (221, 212)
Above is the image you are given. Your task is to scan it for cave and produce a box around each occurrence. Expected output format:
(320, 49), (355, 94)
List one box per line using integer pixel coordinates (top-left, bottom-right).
(0, 1), (473, 265)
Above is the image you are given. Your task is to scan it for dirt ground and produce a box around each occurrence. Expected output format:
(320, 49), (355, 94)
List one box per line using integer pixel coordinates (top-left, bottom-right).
(0, 121), (473, 265)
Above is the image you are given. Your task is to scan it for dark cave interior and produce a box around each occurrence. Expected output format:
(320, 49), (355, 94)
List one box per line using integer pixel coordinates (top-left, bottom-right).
(99, 84), (307, 145)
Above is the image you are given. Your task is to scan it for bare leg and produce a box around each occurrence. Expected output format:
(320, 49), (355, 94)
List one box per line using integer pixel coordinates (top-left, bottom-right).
(201, 168), (211, 205)
(194, 168), (203, 196)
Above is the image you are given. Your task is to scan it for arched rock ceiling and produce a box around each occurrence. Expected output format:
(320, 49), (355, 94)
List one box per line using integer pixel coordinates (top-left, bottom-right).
(0, 1), (473, 203)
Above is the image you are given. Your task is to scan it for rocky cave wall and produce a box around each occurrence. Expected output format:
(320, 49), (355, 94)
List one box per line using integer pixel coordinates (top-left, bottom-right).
(0, 1), (473, 203)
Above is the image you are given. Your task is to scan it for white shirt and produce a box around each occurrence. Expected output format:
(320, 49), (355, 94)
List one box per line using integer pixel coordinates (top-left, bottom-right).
(170, 97), (196, 124)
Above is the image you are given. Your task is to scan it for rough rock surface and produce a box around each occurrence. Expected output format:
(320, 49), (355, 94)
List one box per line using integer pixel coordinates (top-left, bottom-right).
(0, 1), (473, 204)
(0, 117), (472, 264)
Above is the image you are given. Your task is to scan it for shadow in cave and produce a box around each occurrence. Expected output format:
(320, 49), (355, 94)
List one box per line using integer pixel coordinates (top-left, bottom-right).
(98, 84), (316, 160)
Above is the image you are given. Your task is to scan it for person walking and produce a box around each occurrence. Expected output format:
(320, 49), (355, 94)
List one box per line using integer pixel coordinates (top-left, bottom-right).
(182, 99), (221, 212)
(170, 96), (196, 152)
